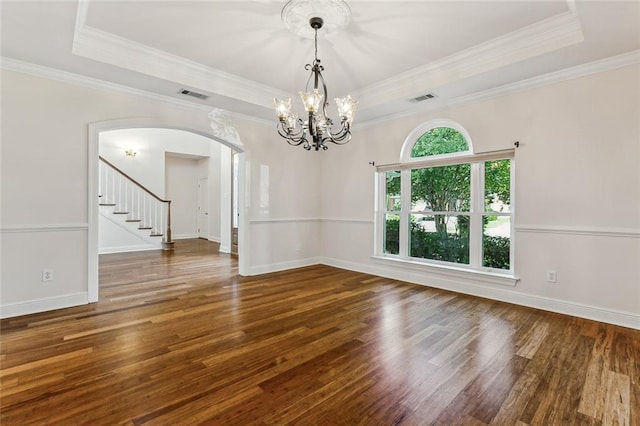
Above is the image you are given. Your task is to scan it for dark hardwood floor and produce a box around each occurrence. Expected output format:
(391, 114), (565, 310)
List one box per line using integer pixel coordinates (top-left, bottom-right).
(1, 239), (638, 425)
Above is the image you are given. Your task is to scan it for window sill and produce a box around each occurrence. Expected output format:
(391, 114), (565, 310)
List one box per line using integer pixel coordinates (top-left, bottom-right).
(371, 255), (519, 287)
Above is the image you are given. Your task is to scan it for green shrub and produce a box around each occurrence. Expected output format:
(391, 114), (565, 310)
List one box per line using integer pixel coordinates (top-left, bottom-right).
(384, 218), (510, 269)
(483, 235), (510, 269)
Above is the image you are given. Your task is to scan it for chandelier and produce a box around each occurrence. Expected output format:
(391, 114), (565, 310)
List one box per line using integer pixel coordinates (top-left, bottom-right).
(274, 7), (357, 151)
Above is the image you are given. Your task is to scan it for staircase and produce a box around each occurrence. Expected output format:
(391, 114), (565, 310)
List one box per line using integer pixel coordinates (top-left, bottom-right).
(99, 156), (174, 251)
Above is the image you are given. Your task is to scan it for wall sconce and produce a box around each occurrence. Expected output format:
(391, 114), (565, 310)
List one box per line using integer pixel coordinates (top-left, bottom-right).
(125, 149), (137, 158)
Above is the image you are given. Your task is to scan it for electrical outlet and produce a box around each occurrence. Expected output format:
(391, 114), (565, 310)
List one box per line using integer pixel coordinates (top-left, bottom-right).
(546, 271), (557, 283)
(42, 269), (54, 282)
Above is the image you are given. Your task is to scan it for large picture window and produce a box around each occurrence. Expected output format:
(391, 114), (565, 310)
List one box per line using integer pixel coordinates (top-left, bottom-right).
(378, 121), (514, 274)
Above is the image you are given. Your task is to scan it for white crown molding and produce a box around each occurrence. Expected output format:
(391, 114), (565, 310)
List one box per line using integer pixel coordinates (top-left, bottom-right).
(0, 57), (272, 127)
(516, 224), (640, 239)
(359, 49), (640, 128)
(72, 14), (290, 109)
(354, 11), (584, 109)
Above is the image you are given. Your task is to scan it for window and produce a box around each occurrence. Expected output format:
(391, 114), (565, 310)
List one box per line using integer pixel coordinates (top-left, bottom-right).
(377, 120), (514, 275)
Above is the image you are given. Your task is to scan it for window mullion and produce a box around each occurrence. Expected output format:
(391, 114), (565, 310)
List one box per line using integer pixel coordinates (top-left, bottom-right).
(469, 162), (483, 268)
(399, 169), (411, 258)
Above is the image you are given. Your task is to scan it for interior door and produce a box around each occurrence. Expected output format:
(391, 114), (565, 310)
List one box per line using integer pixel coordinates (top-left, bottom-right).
(197, 177), (209, 239)
(231, 151), (239, 254)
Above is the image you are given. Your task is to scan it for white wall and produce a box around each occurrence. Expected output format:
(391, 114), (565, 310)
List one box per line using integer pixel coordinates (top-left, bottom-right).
(100, 128), (211, 198)
(319, 64), (640, 329)
(0, 68), (322, 318)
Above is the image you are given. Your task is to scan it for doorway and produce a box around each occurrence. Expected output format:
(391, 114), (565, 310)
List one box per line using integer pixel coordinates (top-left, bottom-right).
(88, 118), (249, 303)
(231, 151), (239, 255)
(197, 177), (209, 239)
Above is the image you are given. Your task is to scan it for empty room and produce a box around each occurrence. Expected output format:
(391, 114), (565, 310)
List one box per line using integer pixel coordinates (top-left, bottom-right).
(1, 0), (638, 424)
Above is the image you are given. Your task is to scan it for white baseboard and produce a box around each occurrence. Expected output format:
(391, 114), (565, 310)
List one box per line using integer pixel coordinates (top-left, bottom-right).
(219, 244), (231, 253)
(99, 245), (160, 254)
(249, 257), (322, 276)
(173, 234), (200, 240)
(321, 256), (640, 330)
(0, 292), (89, 319)
(208, 236), (221, 243)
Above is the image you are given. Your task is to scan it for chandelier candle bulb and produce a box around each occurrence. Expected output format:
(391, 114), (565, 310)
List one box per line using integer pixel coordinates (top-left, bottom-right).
(274, 98), (292, 119)
(274, 3), (356, 151)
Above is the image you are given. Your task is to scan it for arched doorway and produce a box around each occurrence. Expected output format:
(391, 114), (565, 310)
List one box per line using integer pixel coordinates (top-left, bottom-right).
(87, 118), (249, 303)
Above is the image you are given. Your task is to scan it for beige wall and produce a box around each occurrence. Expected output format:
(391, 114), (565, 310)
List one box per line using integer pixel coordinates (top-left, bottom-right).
(319, 64), (640, 328)
(1, 64), (638, 327)
(0, 69), (322, 316)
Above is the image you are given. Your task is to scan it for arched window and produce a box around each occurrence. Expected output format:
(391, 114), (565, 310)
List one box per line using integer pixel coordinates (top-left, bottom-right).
(410, 127), (469, 158)
(377, 119), (515, 276)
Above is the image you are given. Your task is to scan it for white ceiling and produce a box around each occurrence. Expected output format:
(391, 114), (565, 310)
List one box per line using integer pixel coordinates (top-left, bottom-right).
(2, 1), (639, 124)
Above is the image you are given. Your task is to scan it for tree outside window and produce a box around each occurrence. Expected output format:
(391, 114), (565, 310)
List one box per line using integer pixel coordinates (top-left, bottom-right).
(381, 125), (513, 271)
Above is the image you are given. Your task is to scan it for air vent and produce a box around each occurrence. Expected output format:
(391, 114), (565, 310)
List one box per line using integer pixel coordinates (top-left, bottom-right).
(178, 88), (209, 100)
(411, 92), (438, 102)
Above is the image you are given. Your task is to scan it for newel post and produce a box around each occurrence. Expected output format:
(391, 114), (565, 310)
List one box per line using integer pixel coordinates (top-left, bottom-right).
(162, 201), (175, 251)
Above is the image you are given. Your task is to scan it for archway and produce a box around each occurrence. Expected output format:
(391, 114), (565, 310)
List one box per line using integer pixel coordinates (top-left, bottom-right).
(87, 118), (249, 303)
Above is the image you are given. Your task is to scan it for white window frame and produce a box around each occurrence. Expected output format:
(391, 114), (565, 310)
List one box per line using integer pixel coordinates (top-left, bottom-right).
(374, 120), (516, 282)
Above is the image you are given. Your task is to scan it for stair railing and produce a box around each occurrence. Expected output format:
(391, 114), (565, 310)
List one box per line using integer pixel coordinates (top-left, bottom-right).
(98, 156), (173, 250)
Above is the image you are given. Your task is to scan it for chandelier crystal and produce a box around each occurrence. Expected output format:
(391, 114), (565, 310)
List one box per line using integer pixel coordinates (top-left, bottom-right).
(274, 14), (357, 151)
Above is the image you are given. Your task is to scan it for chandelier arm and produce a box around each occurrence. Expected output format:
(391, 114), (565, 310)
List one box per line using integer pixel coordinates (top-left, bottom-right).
(318, 67), (329, 120)
(324, 121), (350, 140)
(324, 133), (352, 145)
(276, 121), (305, 139)
(276, 123), (309, 146)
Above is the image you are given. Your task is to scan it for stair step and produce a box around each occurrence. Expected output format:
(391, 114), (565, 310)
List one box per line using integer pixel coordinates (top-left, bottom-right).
(150, 233), (164, 237)
(138, 226), (153, 230)
(113, 211), (129, 215)
(126, 219), (141, 223)
(99, 203), (116, 206)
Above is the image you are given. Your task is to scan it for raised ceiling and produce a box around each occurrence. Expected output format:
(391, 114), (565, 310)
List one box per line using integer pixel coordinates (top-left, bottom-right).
(1, 1), (639, 123)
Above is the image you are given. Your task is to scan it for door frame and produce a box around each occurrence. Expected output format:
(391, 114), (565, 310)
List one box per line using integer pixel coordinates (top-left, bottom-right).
(88, 118), (249, 303)
(197, 177), (209, 239)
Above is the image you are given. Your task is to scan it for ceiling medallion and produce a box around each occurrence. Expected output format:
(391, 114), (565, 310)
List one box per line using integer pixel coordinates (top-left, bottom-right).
(281, 0), (352, 39)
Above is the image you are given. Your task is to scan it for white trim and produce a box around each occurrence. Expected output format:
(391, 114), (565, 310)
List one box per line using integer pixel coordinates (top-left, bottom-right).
(399, 119), (474, 163)
(0, 223), (88, 233)
(72, 17), (289, 111)
(354, 11), (583, 110)
(322, 218), (374, 225)
(321, 256), (639, 330)
(99, 245), (159, 255)
(248, 257), (322, 276)
(173, 233), (200, 240)
(0, 293), (89, 319)
(360, 49), (640, 129)
(208, 236), (221, 243)
(249, 218), (322, 224)
(371, 255), (518, 287)
(250, 218), (374, 225)
(0, 57), (271, 127)
(516, 225), (640, 239)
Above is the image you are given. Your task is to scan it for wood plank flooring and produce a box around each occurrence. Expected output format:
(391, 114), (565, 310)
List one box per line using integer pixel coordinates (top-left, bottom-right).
(1, 239), (638, 425)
